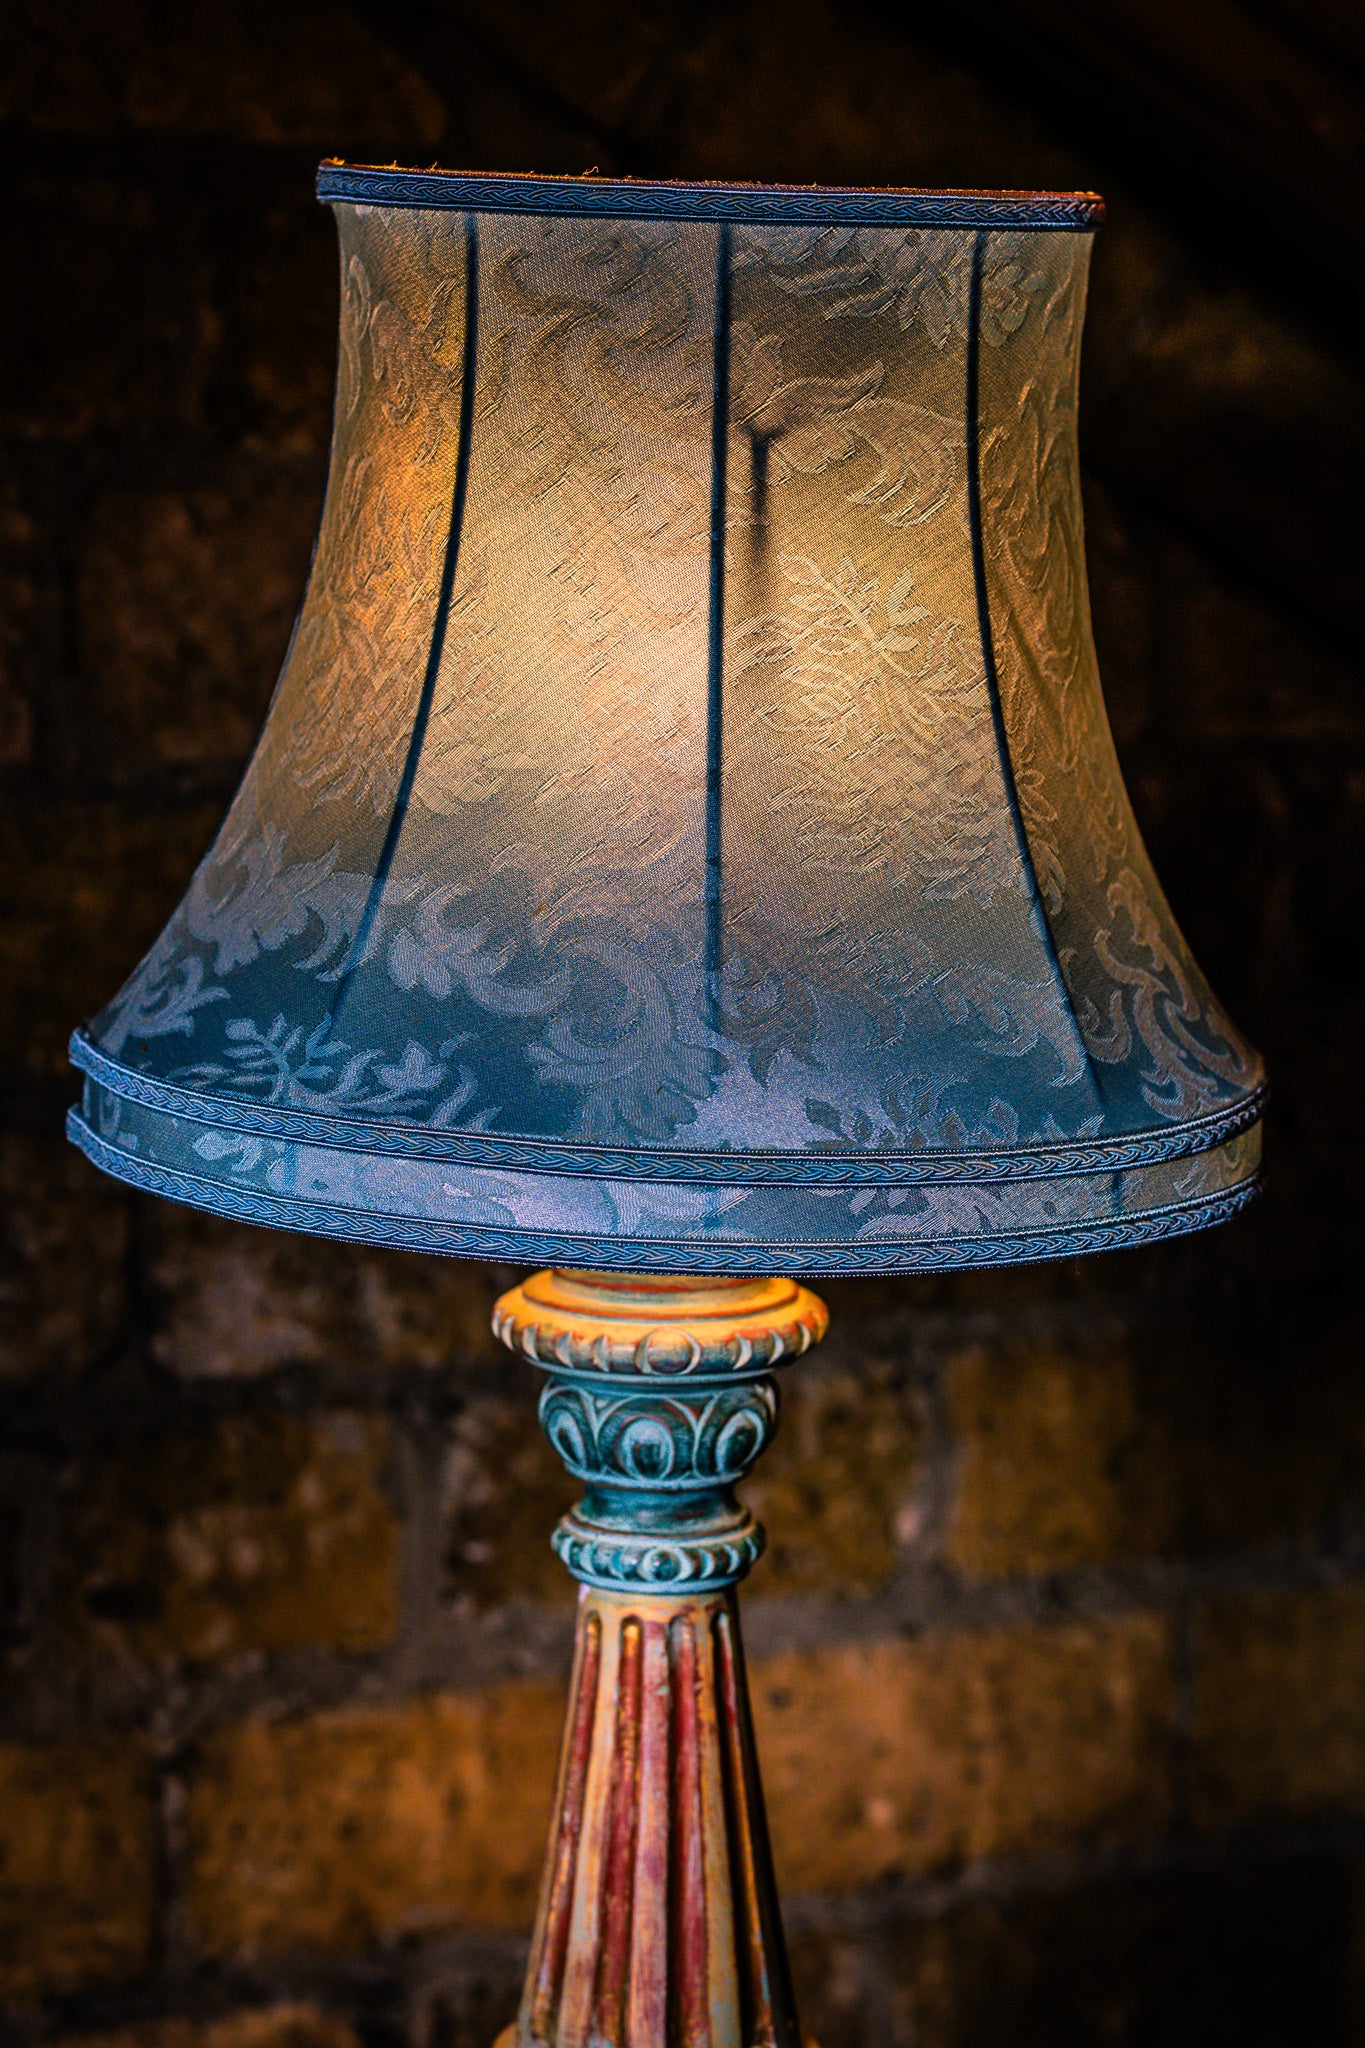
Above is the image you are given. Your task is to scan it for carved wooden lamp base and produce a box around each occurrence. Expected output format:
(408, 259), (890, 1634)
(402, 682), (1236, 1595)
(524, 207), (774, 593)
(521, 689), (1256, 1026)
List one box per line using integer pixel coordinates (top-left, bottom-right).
(491, 1269), (829, 2048)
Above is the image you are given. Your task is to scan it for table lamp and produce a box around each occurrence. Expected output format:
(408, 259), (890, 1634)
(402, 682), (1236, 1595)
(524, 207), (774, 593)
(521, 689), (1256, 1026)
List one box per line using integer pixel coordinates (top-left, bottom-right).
(68, 166), (1264, 2048)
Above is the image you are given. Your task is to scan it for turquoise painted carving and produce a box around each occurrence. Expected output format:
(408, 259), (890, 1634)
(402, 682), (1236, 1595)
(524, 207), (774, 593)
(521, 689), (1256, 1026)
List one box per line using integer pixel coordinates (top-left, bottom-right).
(550, 1514), (767, 1593)
(539, 1380), (780, 1489)
(539, 1374), (778, 1592)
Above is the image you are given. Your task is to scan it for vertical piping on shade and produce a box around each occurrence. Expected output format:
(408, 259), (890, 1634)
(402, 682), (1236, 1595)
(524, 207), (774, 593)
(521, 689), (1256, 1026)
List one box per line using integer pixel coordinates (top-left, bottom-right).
(705, 222), (733, 990)
(965, 228), (1101, 1109)
(329, 211), (481, 1023)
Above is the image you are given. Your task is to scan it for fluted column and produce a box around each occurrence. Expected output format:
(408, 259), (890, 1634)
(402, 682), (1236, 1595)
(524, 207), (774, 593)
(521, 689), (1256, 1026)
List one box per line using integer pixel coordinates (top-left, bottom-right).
(491, 1270), (829, 2048)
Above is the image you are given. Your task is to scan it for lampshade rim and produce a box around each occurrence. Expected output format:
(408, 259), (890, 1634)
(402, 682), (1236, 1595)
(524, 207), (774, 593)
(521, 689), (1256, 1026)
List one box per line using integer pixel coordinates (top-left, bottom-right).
(316, 161), (1104, 229)
(71, 1029), (1264, 1188)
(65, 1106), (1259, 1275)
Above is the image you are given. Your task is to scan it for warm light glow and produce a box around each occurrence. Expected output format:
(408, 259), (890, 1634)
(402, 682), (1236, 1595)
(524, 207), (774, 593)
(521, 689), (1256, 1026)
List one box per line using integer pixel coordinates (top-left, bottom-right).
(68, 170), (1263, 1274)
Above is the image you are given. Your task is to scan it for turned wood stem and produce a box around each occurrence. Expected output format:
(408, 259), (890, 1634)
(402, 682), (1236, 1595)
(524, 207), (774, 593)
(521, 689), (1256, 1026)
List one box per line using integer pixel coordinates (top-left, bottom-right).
(491, 1268), (828, 2048)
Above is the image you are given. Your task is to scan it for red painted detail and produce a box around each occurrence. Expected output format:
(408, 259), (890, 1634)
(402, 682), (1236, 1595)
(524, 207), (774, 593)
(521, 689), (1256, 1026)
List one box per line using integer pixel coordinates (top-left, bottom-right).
(715, 1605), (797, 2048)
(527, 1604), (602, 2042)
(629, 1620), (672, 2044)
(592, 1618), (644, 2045)
(670, 1613), (711, 2048)
(514, 1594), (804, 2048)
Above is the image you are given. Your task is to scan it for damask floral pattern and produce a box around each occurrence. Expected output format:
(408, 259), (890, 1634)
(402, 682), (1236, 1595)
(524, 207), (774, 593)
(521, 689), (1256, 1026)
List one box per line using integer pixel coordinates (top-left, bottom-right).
(976, 233), (1262, 1128)
(70, 179), (1263, 1272)
(734, 225), (1047, 347)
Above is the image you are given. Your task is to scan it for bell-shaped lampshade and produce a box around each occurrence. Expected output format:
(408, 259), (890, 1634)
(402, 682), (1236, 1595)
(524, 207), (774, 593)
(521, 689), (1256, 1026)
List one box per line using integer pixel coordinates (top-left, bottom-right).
(68, 167), (1264, 1273)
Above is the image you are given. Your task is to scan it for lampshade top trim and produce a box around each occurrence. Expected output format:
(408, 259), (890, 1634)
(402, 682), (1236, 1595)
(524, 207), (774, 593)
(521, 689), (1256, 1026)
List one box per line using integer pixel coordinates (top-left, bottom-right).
(316, 162), (1105, 229)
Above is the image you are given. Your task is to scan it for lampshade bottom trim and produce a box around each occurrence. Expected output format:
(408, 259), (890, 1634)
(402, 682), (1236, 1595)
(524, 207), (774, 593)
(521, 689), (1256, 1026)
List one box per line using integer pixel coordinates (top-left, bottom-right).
(67, 1109), (1260, 1275)
(69, 1031), (1268, 1188)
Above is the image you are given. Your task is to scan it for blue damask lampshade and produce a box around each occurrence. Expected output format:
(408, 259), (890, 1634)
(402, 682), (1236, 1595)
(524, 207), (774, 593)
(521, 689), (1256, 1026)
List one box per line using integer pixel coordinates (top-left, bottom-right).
(67, 167), (1265, 1274)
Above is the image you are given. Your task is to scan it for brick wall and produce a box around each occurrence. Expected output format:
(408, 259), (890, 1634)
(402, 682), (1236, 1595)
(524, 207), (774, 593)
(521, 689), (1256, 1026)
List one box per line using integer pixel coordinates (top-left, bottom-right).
(3, 4), (1364, 2045)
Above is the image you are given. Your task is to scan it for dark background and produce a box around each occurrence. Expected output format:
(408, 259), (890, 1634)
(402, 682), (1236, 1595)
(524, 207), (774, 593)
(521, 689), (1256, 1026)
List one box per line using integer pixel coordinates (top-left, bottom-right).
(1, 4), (1364, 2046)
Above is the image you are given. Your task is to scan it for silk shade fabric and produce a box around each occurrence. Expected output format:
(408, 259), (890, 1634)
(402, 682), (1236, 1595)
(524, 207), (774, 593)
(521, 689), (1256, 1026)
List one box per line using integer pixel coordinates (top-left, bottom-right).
(68, 168), (1265, 1273)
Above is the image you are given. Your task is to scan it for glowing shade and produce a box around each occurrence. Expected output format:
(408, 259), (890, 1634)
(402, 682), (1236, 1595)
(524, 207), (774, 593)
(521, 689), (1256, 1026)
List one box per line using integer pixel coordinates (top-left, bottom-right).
(68, 168), (1264, 1272)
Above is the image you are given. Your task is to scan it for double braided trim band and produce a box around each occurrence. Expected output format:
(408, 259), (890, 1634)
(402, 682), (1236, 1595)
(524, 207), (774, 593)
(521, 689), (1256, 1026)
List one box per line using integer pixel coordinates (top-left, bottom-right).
(71, 1033), (1265, 1187)
(68, 1110), (1261, 1275)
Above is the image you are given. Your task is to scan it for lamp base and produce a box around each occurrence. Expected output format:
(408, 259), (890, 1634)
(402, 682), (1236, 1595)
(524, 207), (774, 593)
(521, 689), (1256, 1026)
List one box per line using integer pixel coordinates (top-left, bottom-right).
(490, 1269), (828, 2048)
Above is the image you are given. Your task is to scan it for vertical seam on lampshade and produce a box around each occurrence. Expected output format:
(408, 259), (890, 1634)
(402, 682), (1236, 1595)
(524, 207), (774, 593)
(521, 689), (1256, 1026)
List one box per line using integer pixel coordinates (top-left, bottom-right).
(705, 222), (733, 988)
(330, 212), (482, 1021)
(965, 228), (1103, 1114)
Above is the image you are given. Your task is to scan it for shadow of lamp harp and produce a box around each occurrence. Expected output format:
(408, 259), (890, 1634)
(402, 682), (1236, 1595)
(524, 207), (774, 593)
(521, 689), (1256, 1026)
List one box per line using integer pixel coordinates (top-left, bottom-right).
(68, 165), (1265, 2048)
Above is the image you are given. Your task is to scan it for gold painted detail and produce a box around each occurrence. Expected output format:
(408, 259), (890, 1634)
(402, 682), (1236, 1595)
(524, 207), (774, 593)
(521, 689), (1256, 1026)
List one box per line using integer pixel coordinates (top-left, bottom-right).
(491, 1269), (829, 1377)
